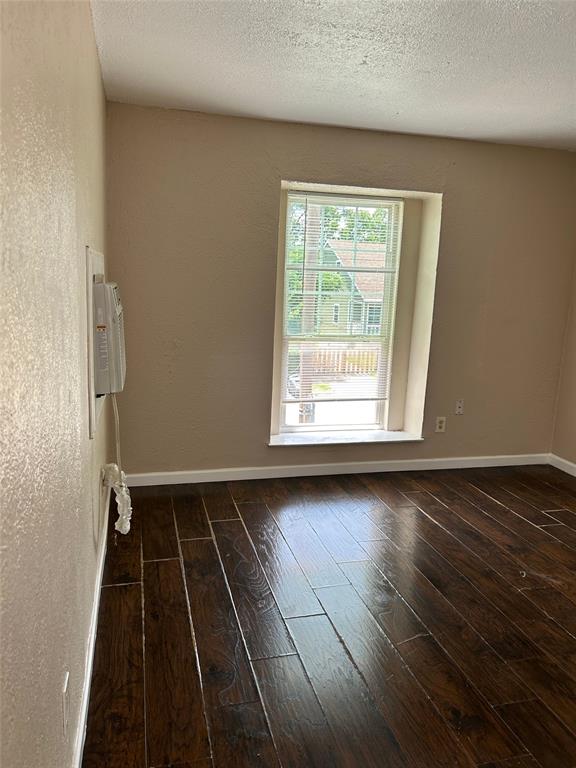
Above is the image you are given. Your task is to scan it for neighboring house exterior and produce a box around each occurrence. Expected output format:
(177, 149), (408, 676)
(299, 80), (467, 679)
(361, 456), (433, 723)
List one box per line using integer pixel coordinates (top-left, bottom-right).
(285, 240), (389, 393)
(309, 240), (385, 336)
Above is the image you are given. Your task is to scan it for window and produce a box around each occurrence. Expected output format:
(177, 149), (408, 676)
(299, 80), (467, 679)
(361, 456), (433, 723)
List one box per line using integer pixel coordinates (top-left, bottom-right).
(273, 190), (404, 434)
(365, 303), (382, 335)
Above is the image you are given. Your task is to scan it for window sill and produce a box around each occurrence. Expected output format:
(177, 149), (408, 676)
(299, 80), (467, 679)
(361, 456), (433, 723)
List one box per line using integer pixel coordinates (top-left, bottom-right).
(269, 430), (424, 447)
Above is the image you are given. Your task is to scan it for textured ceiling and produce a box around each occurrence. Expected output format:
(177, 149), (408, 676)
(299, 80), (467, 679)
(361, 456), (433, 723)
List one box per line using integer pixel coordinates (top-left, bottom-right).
(91, 0), (576, 150)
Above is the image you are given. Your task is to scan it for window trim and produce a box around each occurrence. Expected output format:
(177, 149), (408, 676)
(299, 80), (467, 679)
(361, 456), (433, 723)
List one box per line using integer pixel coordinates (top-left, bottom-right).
(270, 181), (443, 444)
(272, 187), (404, 436)
(269, 430), (424, 446)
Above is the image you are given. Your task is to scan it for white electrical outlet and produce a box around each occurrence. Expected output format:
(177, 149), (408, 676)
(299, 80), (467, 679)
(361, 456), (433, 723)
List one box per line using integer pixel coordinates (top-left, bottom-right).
(62, 670), (70, 739)
(455, 399), (464, 415)
(435, 416), (447, 433)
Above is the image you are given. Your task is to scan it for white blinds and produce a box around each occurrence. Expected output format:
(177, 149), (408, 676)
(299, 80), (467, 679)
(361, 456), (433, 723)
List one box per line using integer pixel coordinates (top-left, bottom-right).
(280, 192), (403, 430)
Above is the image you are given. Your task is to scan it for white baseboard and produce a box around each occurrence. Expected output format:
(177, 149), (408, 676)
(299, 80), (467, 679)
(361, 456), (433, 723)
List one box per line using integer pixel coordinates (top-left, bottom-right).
(72, 485), (111, 768)
(127, 453), (551, 486)
(549, 453), (576, 478)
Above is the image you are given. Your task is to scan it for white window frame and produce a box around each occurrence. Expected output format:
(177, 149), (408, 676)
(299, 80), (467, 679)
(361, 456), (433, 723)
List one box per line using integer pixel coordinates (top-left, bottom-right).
(270, 181), (442, 446)
(271, 188), (404, 436)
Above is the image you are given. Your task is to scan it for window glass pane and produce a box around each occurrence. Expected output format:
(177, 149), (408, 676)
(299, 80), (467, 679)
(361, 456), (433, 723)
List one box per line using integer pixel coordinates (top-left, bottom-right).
(285, 270), (395, 338)
(284, 400), (380, 427)
(285, 269), (303, 335)
(286, 198), (398, 267)
(282, 340), (388, 402)
(280, 193), (403, 432)
(286, 200), (306, 265)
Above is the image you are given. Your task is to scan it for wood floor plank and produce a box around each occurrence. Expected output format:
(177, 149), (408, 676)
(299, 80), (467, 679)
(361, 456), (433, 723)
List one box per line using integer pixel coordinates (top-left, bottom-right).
(130, 484), (173, 500)
(412, 472), (576, 598)
(232, 477), (293, 506)
(140, 496), (179, 561)
(211, 519), (296, 659)
(102, 504), (142, 586)
(180, 539), (258, 707)
(208, 701), (280, 767)
(541, 522), (576, 550)
(511, 615), (576, 680)
(522, 465), (576, 497)
(286, 614), (408, 768)
(237, 502), (323, 618)
(362, 536), (530, 705)
(383, 471), (427, 493)
(439, 471), (576, 572)
(287, 477), (371, 561)
(173, 487), (211, 539)
(406, 490), (545, 590)
(394, 496), (576, 673)
(268, 512), (349, 588)
(330, 502), (391, 542)
(509, 656), (576, 734)
(264, 479), (309, 524)
(200, 482), (239, 521)
(295, 476), (387, 542)
(253, 654), (355, 768)
(401, 497), (544, 626)
(364, 518), (540, 662)
(521, 587), (576, 635)
(397, 633), (525, 764)
(417, 473), (574, 596)
(339, 559), (428, 645)
(336, 475), (421, 545)
(82, 584), (145, 768)
(545, 508), (576, 530)
(315, 584), (476, 767)
(287, 475), (338, 517)
(150, 760), (212, 767)
(359, 473), (415, 509)
(495, 699), (576, 768)
(477, 758), (541, 768)
(86, 467), (576, 768)
(304, 512), (370, 562)
(227, 479), (271, 503)
(473, 471), (561, 526)
(143, 560), (210, 766)
(336, 473), (394, 512)
(505, 471), (576, 514)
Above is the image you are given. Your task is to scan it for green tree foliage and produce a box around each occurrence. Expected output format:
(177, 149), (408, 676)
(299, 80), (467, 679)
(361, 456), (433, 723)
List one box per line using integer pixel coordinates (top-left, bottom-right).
(287, 201), (389, 257)
(312, 204), (389, 244)
(286, 264), (347, 331)
(319, 272), (345, 291)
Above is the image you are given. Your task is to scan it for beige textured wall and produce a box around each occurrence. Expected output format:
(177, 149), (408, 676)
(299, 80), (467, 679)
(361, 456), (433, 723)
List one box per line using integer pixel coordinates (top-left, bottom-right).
(553, 267), (576, 463)
(1, 3), (107, 767)
(107, 103), (576, 474)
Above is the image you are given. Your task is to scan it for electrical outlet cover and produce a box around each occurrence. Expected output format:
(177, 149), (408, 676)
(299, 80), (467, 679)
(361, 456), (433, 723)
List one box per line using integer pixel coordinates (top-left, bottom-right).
(435, 416), (447, 433)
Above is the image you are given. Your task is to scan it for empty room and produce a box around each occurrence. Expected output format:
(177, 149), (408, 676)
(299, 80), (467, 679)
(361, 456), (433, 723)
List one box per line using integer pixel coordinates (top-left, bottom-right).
(2, 1), (576, 767)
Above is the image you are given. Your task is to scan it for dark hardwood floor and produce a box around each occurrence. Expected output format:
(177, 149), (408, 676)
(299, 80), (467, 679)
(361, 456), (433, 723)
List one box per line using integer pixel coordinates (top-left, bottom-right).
(82, 465), (576, 768)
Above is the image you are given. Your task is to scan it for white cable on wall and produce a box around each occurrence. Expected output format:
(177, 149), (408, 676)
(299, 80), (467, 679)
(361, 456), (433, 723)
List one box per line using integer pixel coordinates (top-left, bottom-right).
(102, 394), (133, 534)
(111, 393), (123, 475)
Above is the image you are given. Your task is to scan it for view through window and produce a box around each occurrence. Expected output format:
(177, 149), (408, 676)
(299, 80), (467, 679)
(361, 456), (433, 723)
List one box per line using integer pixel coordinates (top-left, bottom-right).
(278, 191), (404, 432)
